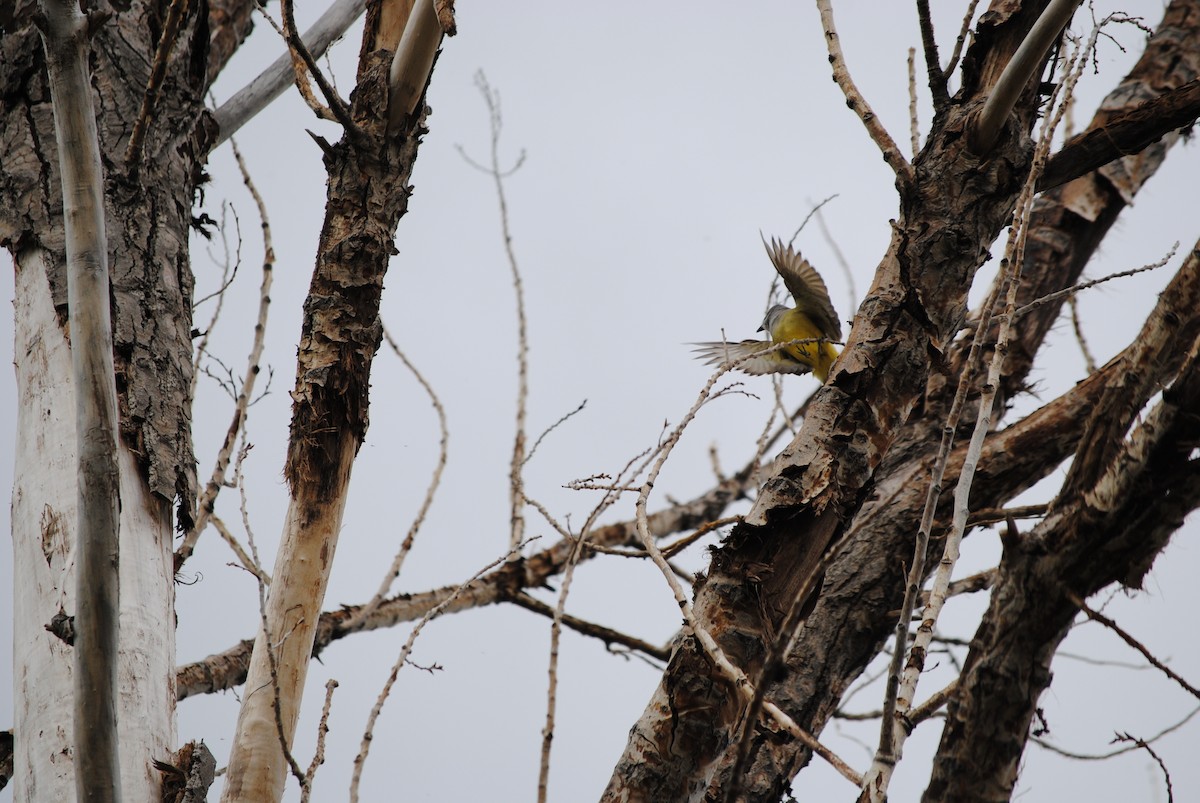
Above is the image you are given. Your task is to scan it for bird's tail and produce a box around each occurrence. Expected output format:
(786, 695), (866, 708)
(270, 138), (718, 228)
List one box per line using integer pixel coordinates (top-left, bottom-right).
(691, 340), (769, 367)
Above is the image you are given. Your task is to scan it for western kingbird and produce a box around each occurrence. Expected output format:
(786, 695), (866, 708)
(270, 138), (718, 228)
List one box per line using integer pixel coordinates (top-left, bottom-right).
(694, 237), (842, 382)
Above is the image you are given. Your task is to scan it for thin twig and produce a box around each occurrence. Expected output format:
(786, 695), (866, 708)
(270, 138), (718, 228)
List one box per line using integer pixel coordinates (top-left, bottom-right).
(1012, 249), (1176, 319)
(813, 203), (857, 311)
(176, 138), (275, 571)
(636, 359), (864, 787)
(908, 680), (957, 728)
(348, 540), (537, 802)
(907, 48), (920, 158)
(916, 568), (995, 606)
(1068, 295), (1098, 374)
(816, 0), (914, 185)
(787, 194), (839, 248)
(944, 0), (982, 81)
(191, 203), (242, 396)
(210, 513), (270, 584)
(461, 72), (530, 556)
(1112, 733), (1174, 803)
(963, 504), (1046, 527)
(1067, 592), (1200, 701)
(340, 326), (449, 633)
(915, 0), (949, 107)
(277, 0), (359, 136)
(595, 516), (741, 560)
(538, 446), (650, 802)
(838, 680), (957, 727)
(124, 0), (189, 171)
(510, 593), (669, 662)
(250, 4), (336, 123)
(1032, 704), (1200, 760)
(298, 679), (338, 803)
(524, 400), (587, 467)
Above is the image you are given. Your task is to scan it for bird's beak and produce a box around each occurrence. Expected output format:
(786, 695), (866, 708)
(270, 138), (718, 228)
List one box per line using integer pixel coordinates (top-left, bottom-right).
(757, 324), (765, 333)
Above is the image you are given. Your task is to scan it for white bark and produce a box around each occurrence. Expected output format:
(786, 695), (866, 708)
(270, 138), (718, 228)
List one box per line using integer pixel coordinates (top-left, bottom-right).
(37, 0), (123, 795)
(11, 249), (176, 801)
(387, 0), (441, 128)
(209, 0), (367, 148)
(220, 486), (351, 802)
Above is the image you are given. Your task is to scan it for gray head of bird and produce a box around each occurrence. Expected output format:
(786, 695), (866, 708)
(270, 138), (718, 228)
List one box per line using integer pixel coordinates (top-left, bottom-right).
(757, 304), (790, 335)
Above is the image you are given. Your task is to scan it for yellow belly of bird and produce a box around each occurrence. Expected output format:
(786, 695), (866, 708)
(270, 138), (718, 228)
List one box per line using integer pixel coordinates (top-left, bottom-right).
(770, 309), (839, 382)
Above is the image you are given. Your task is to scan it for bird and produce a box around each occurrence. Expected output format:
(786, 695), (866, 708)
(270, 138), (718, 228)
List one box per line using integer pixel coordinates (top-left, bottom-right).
(694, 237), (842, 382)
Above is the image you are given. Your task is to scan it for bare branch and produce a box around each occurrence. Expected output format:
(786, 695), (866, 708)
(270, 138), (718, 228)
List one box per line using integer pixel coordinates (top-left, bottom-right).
(349, 540), (534, 802)
(461, 73), (532, 556)
(943, 0), (981, 81)
(510, 593), (669, 663)
(277, 0), (358, 136)
(177, 138), (276, 571)
(210, 0), (366, 148)
(1032, 705), (1200, 760)
(1012, 247), (1176, 320)
(815, 0), (914, 185)
(1067, 592), (1200, 701)
(237, 444), (308, 790)
(967, 0), (1082, 155)
(386, 0), (451, 131)
(340, 326), (448, 633)
(1039, 78), (1200, 191)
(524, 400), (587, 467)
(907, 48), (920, 158)
(914, 0), (949, 108)
(299, 680), (338, 803)
(123, 0), (188, 171)
(210, 513), (270, 584)
(1067, 295), (1098, 374)
(37, 0), (122, 794)
(1113, 732), (1175, 803)
(539, 446), (652, 802)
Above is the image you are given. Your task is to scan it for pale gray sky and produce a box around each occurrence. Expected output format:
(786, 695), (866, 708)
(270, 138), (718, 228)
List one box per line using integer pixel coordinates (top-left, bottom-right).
(5, 2), (1199, 801)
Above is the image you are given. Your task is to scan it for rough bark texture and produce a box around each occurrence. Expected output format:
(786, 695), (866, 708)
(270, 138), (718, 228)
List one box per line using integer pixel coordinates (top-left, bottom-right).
(602, 3), (1048, 797)
(2, 0), (255, 796)
(923, 250), (1200, 802)
(691, 3), (1200, 800)
(604, 2), (1200, 801)
(219, 38), (431, 801)
(0, 0), (255, 532)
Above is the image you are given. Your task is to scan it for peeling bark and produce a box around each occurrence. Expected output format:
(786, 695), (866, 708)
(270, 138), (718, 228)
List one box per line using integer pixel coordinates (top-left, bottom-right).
(605, 2), (1200, 801)
(602, 3), (1050, 797)
(219, 37), (434, 801)
(691, 3), (1200, 799)
(2, 0), (255, 796)
(923, 250), (1200, 802)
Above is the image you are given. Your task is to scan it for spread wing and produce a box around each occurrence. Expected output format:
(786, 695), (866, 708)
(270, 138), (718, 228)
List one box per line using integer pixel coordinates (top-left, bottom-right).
(692, 340), (813, 376)
(762, 236), (842, 341)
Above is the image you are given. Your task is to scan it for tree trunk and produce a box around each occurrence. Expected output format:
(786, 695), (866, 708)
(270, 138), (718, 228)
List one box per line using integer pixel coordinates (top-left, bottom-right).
(11, 248), (177, 799)
(604, 1), (1200, 800)
(219, 6), (438, 798)
(2, 0), (254, 796)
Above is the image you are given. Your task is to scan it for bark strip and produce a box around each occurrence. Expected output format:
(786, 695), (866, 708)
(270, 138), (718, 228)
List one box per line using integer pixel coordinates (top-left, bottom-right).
(37, 0), (123, 797)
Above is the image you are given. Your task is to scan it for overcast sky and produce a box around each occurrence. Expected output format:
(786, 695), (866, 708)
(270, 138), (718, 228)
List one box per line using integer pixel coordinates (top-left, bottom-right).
(4, 2), (1199, 801)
